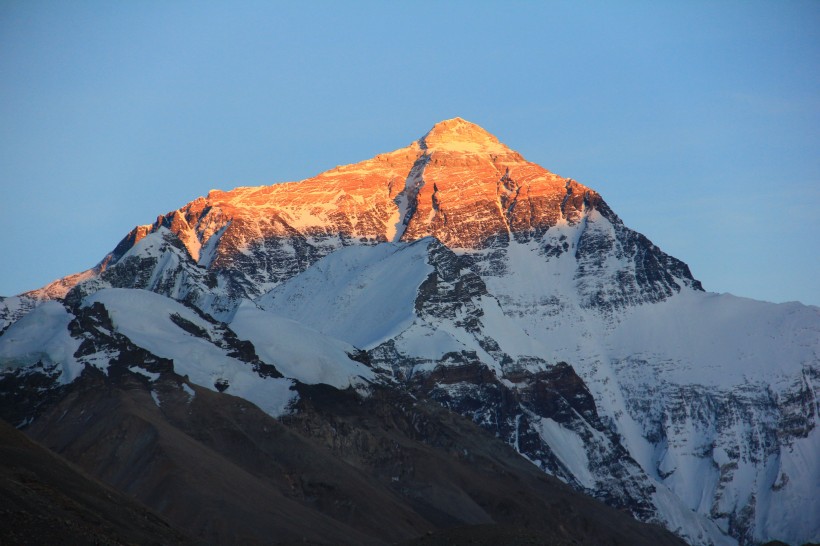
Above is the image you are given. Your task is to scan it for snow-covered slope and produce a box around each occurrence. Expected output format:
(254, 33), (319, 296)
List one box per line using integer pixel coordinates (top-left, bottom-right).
(230, 300), (375, 389)
(0, 301), (83, 385)
(1, 287), (379, 421)
(2, 118), (817, 545)
(471, 235), (819, 545)
(258, 239), (434, 349)
(83, 289), (298, 417)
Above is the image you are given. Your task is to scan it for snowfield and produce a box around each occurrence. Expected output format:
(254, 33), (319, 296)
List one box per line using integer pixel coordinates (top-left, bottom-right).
(258, 240), (434, 349)
(230, 300), (375, 389)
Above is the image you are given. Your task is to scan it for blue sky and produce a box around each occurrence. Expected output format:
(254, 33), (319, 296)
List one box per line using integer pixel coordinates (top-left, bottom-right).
(2, 1), (819, 305)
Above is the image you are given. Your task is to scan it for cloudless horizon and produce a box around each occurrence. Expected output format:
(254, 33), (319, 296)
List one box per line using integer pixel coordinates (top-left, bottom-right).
(2, 2), (819, 305)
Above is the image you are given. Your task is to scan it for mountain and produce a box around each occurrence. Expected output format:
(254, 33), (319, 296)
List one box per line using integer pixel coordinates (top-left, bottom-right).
(1, 118), (818, 545)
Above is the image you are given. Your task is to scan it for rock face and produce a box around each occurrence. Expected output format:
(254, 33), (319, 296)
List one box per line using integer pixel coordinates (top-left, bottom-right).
(1, 118), (818, 546)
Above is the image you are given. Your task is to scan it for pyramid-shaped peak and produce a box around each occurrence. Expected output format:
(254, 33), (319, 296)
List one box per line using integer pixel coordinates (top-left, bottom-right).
(420, 117), (512, 154)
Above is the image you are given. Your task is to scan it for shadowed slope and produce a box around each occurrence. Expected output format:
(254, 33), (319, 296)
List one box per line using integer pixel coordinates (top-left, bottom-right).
(0, 418), (191, 546)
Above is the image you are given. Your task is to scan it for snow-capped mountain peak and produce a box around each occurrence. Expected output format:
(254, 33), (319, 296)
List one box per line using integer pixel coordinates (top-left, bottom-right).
(1, 118), (816, 546)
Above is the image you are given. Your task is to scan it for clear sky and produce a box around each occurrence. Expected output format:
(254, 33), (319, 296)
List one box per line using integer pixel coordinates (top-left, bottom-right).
(1, 1), (819, 306)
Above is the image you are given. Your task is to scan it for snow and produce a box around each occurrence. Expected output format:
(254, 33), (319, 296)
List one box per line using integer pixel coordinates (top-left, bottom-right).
(0, 296), (32, 327)
(393, 323), (468, 361)
(422, 118), (512, 155)
(474, 295), (552, 360)
(655, 413), (722, 513)
(281, 207), (331, 230)
(230, 300), (375, 389)
(176, 216), (202, 262)
(197, 222), (229, 268)
(121, 227), (169, 260)
(386, 195), (403, 242)
(0, 300), (83, 383)
(258, 239), (434, 348)
(759, 425), (820, 544)
(69, 217), (813, 544)
(181, 383), (196, 400)
(84, 288), (297, 417)
(252, 236), (548, 380)
(390, 157), (428, 242)
(128, 366), (160, 381)
(652, 484), (737, 546)
(537, 418), (595, 489)
(474, 226), (818, 396)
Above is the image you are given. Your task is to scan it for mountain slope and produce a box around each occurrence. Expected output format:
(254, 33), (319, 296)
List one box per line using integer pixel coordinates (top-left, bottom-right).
(0, 418), (191, 545)
(1, 296), (685, 544)
(2, 117), (817, 545)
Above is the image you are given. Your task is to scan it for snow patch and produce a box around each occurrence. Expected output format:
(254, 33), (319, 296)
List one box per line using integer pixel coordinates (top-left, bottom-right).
(537, 418), (595, 489)
(198, 223), (229, 268)
(128, 366), (160, 381)
(181, 383), (196, 400)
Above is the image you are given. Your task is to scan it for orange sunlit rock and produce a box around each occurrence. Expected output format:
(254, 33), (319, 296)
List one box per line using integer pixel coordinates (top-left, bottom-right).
(130, 118), (600, 265)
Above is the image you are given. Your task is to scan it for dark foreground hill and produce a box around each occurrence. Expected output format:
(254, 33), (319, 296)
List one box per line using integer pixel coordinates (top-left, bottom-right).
(0, 418), (191, 546)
